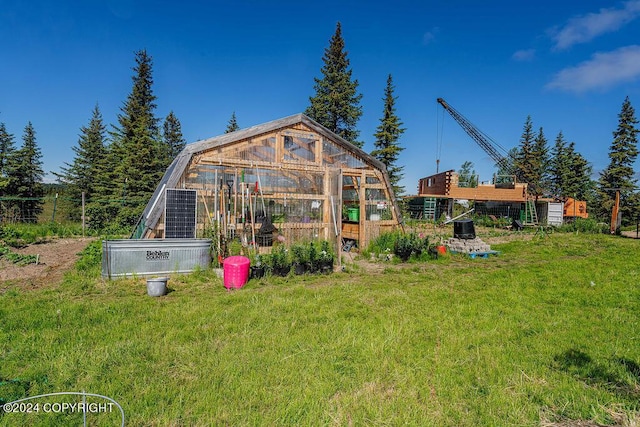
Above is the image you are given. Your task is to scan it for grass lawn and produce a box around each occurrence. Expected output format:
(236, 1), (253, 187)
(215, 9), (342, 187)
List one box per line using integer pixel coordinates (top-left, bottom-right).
(0, 232), (639, 426)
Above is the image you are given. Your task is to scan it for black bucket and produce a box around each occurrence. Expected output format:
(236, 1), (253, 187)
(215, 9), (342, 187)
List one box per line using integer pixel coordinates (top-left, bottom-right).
(454, 219), (476, 239)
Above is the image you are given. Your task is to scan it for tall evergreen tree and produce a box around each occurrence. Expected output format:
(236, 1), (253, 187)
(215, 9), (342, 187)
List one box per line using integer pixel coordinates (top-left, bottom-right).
(565, 142), (593, 202)
(549, 131), (571, 197)
(305, 22), (363, 147)
(0, 123), (16, 195)
(97, 49), (163, 229)
(225, 112), (240, 133)
(5, 122), (44, 222)
(597, 96), (639, 225)
(513, 116), (537, 190)
(550, 132), (593, 201)
(530, 126), (550, 196)
(162, 110), (186, 164)
(54, 105), (107, 220)
(371, 74), (405, 195)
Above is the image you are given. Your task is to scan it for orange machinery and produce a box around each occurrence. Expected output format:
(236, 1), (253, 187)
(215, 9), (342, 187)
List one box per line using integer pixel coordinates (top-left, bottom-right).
(563, 197), (588, 219)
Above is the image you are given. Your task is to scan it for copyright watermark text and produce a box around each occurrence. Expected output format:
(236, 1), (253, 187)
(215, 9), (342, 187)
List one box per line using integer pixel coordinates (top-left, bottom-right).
(3, 401), (115, 414)
(1, 392), (124, 426)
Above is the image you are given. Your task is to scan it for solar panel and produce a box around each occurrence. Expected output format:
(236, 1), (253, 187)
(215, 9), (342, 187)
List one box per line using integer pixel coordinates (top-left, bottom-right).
(165, 189), (197, 238)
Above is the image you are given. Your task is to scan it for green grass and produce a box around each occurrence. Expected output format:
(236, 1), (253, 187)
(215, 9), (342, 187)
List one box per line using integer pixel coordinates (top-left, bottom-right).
(0, 222), (87, 247)
(1, 233), (639, 426)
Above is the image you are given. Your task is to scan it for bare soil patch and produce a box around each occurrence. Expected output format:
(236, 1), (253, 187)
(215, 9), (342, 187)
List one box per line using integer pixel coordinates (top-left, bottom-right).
(621, 230), (640, 239)
(0, 238), (95, 289)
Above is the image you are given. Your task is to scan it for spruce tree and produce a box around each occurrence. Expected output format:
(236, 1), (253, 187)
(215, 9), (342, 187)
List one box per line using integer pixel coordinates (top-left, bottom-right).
(565, 142), (593, 202)
(163, 110), (186, 164)
(371, 74), (405, 195)
(597, 96), (639, 225)
(549, 131), (571, 197)
(305, 22), (363, 147)
(5, 122), (44, 222)
(54, 105), (107, 220)
(513, 116), (537, 190)
(0, 123), (16, 195)
(225, 112), (240, 133)
(102, 49), (164, 229)
(550, 132), (593, 200)
(531, 126), (550, 196)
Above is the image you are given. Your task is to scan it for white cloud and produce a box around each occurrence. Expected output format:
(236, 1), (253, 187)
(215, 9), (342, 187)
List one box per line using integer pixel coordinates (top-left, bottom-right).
(512, 49), (535, 61)
(546, 45), (640, 92)
(551, 0), (640, 50)
(422, 27), (439, 45)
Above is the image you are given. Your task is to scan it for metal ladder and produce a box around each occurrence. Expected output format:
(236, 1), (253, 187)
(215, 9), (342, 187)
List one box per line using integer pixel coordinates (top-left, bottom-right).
(523, 198), (538, 226)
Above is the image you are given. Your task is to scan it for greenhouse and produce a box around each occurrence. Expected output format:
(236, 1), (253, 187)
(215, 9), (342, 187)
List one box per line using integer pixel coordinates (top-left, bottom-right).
(133, 114), (402, 258)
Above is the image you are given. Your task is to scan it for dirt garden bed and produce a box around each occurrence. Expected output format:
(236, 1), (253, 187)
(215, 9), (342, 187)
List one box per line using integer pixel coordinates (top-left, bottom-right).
(0, 237), (95, 289)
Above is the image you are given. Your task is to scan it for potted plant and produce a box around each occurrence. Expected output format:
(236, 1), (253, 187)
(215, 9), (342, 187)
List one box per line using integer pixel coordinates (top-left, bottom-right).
(307, 240), (319, 273)
(270, 244), (291, 277)
(317, 240), (334, 274)
(291, 243), (309, 275)
(411, 233), (429, 257)
(249, 253), (265, 279)
(394, 233), (414, 262)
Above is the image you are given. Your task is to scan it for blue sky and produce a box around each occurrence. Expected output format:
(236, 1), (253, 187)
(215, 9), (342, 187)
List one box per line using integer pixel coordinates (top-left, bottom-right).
(1, 0), (639, 193)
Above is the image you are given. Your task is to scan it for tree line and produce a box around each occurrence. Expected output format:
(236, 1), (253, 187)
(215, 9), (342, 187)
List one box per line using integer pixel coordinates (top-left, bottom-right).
(0, 23), (638, 230)
(0, 50), (186, 228)
(485, 98), (638, 225)
(0, 22), (405, 231)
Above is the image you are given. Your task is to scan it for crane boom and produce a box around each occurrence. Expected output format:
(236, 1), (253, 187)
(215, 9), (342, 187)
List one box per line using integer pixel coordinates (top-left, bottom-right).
(435, 97), (590, 222)
(436, 97), (512, 175)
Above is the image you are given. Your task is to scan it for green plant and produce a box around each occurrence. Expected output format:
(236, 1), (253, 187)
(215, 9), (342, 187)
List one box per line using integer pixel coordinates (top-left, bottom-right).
(227, 239), (243, 256)
(269, 244), (290, 272)
(290, 243), (309, 266)
(393, 233), (414, 261)
(391, 232), (429, 262)
(316, 240), (335, 273)
(557, 217), (608, 234)
(0, 244), (38, 265)
(365, 230), (401, 258)
(75, 240), (102, 272)
(308, 240), (318, 272)
(318, 240), (334, 265)
(250, 252), (263, 267)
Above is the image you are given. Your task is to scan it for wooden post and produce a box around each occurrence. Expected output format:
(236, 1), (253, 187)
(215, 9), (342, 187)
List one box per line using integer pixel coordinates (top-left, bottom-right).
(359, 172), (366, 247)
(51, 193), (58, 222)
(610, 190), (620, 235)
(233, 169), (238, 225)
(249, 188), (256, 252)
(322, 166), (331, 240)
(81, 192), (85, 237)
(214, 169), (218, 223)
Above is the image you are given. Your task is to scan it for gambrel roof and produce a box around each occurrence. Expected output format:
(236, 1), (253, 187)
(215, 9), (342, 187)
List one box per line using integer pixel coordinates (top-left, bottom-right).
(137, 113), (398, 237)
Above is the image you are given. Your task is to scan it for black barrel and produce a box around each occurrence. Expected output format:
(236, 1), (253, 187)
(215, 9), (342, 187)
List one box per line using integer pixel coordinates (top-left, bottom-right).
(453, 219), (476, 239)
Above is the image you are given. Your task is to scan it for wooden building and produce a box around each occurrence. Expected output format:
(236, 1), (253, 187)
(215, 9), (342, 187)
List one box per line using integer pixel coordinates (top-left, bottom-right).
(418, 170), (527, 202)
(135, 114), (402, 252)
(413, 169), (529, 221)
(414, 169), (583, 225)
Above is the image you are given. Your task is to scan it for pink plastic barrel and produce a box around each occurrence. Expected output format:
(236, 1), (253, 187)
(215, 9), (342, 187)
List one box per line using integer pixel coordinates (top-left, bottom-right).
(223, 256), (251, 289)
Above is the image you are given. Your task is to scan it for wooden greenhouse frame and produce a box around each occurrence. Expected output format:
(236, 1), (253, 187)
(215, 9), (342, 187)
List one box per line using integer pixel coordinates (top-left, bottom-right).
(135, 114), (402, 257)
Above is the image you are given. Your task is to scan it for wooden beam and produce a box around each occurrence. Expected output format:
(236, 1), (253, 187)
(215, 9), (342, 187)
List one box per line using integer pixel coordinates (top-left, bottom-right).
(359, 171), (366, 245)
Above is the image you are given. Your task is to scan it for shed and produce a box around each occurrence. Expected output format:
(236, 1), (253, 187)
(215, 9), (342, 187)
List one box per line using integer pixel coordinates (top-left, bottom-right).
(133, 114), (402, 252)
